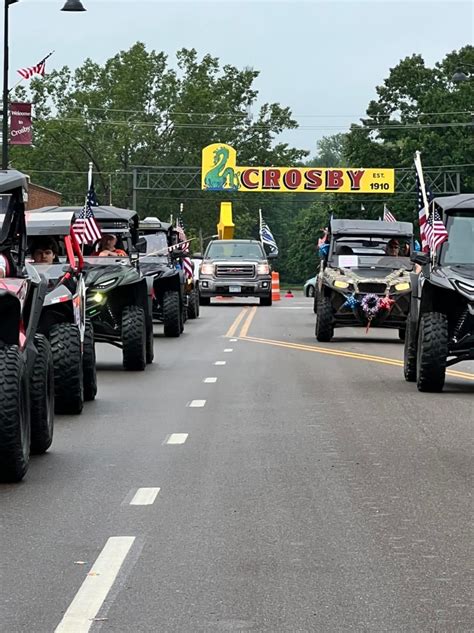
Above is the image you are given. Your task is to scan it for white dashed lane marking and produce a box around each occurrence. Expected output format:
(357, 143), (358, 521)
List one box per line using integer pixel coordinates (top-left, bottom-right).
(230, 338), (238, 342)
(224, 348), (233, 352)
(214, 361), (226, 366)
(204, 377), (218, 383)
(55, 536), (136, 633)
(189, 400), (206, 408)
(129, 488), (161, 506)
(165, 433), (188, 445)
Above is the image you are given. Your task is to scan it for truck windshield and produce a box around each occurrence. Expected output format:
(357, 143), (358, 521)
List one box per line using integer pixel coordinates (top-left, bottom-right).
(206, 242), (264, 259)
(440, 212), (474, 266)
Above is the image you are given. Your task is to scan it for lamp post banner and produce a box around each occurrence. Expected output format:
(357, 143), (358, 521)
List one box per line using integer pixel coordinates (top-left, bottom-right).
(10, 102), (33, 145)
(202, 143), (395, 193)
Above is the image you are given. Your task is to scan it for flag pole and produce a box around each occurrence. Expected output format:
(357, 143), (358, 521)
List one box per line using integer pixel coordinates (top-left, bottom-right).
(414, 151), (435, 266)
(258, 208), (263, 246)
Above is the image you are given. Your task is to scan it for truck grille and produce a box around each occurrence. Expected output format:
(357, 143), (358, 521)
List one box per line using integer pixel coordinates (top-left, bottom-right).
(358, 282), (387, 294)
(215, 264), (255, 278)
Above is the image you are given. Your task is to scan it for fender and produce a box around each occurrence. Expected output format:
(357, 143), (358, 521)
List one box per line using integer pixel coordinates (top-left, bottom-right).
(0, 289), (21, 345)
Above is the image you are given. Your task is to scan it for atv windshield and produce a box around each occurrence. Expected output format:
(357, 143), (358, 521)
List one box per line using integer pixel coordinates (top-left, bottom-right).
(206, 242), (265, 259)
(440, 212), (474, 266)
(329, 236), (413, 270)
(142, 233), (169, 256)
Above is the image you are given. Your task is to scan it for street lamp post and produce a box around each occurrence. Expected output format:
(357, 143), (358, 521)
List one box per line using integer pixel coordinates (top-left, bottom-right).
(1, 0), (86, 170)
(452, 62), (474, 83)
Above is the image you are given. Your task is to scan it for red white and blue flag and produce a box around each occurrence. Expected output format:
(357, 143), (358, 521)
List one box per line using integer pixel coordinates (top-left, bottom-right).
(72, 182), (102, 245)
(415, 174), (447, 252)
(176, 214), (193, 279)
(383, 204), (396, 223)
(17, 60), (46, 80)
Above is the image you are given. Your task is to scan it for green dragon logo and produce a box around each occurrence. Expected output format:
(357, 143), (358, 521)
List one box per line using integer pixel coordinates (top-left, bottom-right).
(204, 146), (240, 191)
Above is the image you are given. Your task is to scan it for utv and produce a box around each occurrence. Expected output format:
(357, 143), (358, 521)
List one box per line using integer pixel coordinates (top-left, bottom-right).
(0, 170), (54, 482)
(315, 219), (414, 342)
(26, 210), (97, 413)
(169, 225), (200, 321)
(138, 217), (188, 337)
(404, 194), (474, 392)
(36, 205), (154, 371)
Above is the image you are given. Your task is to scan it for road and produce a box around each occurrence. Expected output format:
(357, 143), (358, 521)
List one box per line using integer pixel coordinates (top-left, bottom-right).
(0, 294), (472, 633)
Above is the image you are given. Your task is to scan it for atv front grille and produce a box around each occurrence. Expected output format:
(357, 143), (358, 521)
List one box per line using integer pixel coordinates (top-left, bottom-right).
(358, 282), (387, 294)
(215, 264), (255, 278)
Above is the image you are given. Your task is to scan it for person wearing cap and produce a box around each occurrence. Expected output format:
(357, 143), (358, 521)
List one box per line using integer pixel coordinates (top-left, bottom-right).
(385, 238), (400, 256)
(30, 237), (59, 264)
(94, 234), (127, 257)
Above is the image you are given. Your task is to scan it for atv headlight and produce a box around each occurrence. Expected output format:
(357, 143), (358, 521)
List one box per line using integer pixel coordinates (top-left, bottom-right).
(394, 282), (410, 291)
(200, 263), (214, 275)
(95, 278), (117, 290)
(92, 292), (105, 304)
(334, 280), (350, 289)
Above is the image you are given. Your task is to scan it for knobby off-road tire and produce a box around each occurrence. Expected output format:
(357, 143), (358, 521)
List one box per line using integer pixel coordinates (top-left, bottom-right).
(403, 319), (417, 382)
(187, 287), (200, 319)
(416, 312), (448, 392)
(260, 294), (273, 306)
(0, 345), (30, 482)
(30, 335), (54, 454)
(122, 305), (146, 371)
(315, 295), (333, 342)
(50, 323), (84, 415)
(199, 295), (211, 306)
(398, 328), (406, 341)
(313, 292), (318, 315)
(83, 321), (97, 401)
(146, 316), (154, 364)
(163, 291), (182, 337)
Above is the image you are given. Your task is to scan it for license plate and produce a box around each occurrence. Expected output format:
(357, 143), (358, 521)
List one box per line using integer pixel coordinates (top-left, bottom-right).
(229, 285), (241, 292)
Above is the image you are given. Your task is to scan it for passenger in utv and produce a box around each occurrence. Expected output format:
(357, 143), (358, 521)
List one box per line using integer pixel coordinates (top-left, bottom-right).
(94, 233), (127, 257)
(30, 237), (59, 264)
(385, 239), (400, 256)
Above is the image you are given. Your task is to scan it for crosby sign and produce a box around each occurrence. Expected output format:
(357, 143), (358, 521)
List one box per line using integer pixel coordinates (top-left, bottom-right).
(202, 143), (395, 194)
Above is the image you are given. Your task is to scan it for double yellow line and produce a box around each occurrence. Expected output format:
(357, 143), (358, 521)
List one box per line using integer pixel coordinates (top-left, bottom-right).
(224, 308), (474, 381)
(225, 306), (258, 339)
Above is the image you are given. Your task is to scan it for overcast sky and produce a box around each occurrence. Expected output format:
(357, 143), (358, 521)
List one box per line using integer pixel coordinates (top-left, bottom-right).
(6, 0), (473, 155)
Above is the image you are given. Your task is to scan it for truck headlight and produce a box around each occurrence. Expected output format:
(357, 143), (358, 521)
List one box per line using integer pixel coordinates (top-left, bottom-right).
(334, 280), (349, 289)
(200, 263), (214, 275)
(257, 263), (269, 275)
(394, 282), (410, 291)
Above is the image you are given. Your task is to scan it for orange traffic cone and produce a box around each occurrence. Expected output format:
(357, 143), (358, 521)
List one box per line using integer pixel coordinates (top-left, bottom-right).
(285, 290), (294, 298)
(271, 272), (281, 301)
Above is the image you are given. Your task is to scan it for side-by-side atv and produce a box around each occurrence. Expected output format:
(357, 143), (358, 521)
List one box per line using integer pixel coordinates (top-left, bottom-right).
(0, 170), (54, 482)
(43, 206), (154, 370)
(315, 219), (414, 342)
(404, 194), (474, 392)
(26, 210), (97, 414)
(138, 218), (188, 337)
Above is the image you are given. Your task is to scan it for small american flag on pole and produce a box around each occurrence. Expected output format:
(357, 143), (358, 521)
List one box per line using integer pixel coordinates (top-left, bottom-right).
(72, 176), (102, 245)
(425, 202), (448, 252)
(383, 204), (396, 222)
(416, 173), (435, 253)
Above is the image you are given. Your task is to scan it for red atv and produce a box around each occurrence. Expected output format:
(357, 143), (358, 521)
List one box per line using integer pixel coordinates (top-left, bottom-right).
(0, 170), (54, 482)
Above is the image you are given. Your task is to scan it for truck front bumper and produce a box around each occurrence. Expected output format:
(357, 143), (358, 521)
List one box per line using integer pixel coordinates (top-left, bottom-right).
(199, 276), (271, 298)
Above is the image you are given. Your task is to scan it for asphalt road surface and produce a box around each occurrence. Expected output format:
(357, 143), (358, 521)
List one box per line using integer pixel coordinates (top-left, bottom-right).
(1, 294), (473, 633)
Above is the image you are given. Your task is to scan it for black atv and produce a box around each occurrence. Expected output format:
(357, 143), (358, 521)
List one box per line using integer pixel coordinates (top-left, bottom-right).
(0, 170), (54, 482)
(315, 219), (414, 342)
(404, 194), (474, 392)
(76, 206), (154, 370)
(26, 210), (97, 414)
(138, 218), (187, 337)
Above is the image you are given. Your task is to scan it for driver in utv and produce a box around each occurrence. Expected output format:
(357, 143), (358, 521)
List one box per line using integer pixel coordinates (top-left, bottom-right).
(30, 237), (59, 264)
(93, 234), (126, 257)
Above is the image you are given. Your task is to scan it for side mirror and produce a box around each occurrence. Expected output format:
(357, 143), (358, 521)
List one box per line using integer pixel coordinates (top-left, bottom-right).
(267, 251), (278, 260)
(410, 252), (429, 266)
(136, 237), (147, 253)
(193, 252), (203, 259)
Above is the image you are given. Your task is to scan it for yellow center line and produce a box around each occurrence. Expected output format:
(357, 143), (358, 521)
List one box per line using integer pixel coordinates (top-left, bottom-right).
(240, 306), (258, 338)
(225, 307), (249, 338)
(239, 335), (474, 381)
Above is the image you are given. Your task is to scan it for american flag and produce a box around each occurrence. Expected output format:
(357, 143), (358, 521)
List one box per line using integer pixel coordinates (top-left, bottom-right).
(416, 175), (448, 252)
(175, 214), (193, 279)
(383, 204), (396, 222)
(17, 60), (46, 80)
(72, 185), (102, 245)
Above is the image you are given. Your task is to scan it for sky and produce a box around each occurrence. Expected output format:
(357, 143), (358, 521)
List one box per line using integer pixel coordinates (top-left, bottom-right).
(5, 0), (474, 156)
